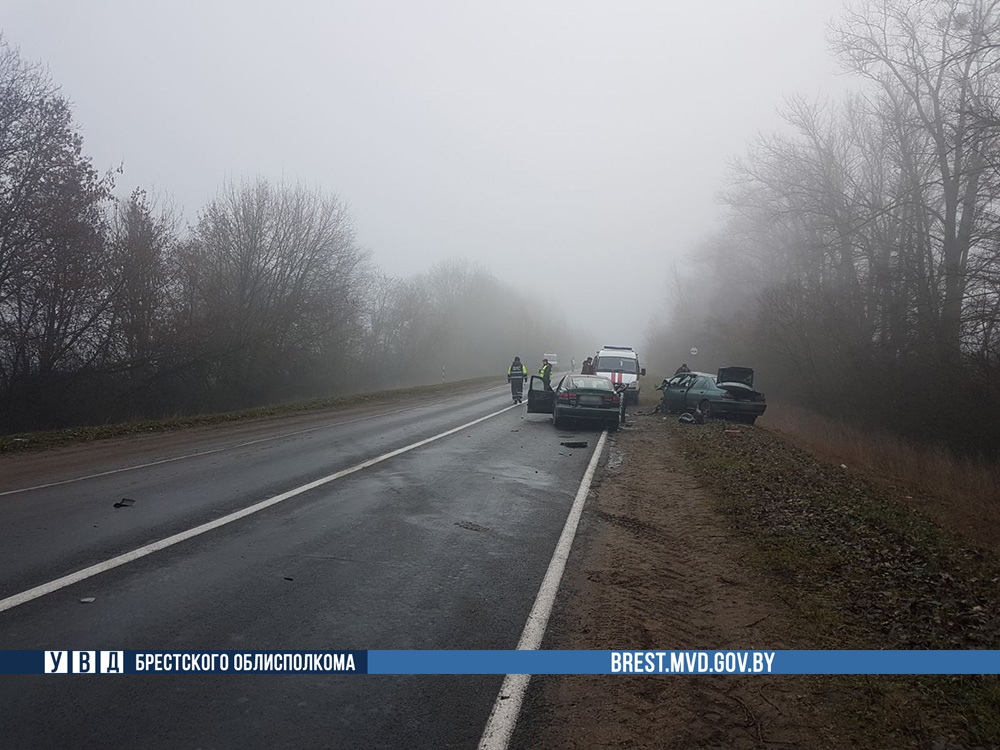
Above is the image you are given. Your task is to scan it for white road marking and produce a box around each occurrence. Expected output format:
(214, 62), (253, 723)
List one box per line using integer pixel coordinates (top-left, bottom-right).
(477, 429), (609, 750)
(0, 387), (506, 498)
(0, 401), (523, 614)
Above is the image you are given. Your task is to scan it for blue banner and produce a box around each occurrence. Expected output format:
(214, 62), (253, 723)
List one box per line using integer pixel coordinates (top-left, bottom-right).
(2, 650), (999, 675)
(367, 650), (1000, 675)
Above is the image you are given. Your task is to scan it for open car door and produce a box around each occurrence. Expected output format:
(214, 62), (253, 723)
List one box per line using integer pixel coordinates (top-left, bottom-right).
(661, 373), (695, 411)
(526, 375), (555, 414)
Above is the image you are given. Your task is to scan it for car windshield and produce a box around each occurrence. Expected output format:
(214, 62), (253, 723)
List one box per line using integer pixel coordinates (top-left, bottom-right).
(594, 356), (637, 373)
(567, 376), (613, 391)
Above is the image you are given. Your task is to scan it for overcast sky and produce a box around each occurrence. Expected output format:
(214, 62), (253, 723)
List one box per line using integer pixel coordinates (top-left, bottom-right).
(4, 0), (852, 348)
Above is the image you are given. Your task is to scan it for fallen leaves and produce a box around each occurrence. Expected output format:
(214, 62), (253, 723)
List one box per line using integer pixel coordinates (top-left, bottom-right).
(672, 420), (1000, 650)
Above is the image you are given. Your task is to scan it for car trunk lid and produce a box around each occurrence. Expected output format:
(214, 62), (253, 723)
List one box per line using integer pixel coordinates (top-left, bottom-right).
(716, 367), (764, 401)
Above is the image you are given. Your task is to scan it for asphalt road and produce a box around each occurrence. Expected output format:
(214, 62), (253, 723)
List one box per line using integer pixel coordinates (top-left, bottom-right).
(0, 382), (603, 749)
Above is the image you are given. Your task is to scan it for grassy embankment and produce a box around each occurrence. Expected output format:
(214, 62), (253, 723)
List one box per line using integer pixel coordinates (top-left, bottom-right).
(760, 404), (1000, 551)
(655, 390), (1000, 747)
(638, 381), (1000, 549)
(0, 375), (499, 455)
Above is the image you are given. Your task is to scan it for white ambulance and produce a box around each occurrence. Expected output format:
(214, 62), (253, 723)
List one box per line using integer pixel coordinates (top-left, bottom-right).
(592, 346), (646, 404)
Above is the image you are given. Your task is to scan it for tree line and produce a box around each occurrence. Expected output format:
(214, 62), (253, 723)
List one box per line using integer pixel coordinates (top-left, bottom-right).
(0, 37), (566, 433)
(650, 0), (1000, 456)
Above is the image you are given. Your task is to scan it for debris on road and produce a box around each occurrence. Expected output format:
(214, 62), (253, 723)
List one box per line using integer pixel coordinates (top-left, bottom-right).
(723, 429), (742, 434)
(79, 597), (95, 604)
(455, 520), (490, 533)
(283, 577), (294, 581)
(560, 440), (588, 448)
(607, 447), (625, 470)
(113, 498), (134, 508)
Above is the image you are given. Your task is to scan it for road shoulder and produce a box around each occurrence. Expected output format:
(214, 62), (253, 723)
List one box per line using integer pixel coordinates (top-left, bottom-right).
(515, 409), (1000, 749)
(514, 412), (852, 748)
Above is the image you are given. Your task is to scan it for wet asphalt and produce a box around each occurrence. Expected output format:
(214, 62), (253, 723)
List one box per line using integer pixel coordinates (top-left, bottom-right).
(0, 384), (602, 749)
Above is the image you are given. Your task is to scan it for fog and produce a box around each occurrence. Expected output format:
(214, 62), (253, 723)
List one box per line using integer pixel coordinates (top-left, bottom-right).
(3, 0), (849, 347)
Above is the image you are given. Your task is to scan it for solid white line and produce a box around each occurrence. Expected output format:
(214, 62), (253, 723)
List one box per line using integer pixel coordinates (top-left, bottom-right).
(0, 401), (522, 614)
(477, 429), (609, 750)
(0, 386), (506, 498)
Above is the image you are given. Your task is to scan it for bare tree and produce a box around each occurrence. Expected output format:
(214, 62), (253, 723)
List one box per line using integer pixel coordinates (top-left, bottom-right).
(831, 0), (1000, 361)
(188, 178), (367, 405)
(0, 36), (114, 426)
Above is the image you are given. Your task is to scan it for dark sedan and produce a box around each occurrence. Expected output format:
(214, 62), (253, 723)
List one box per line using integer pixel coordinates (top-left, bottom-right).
(526, 374), (623, 430)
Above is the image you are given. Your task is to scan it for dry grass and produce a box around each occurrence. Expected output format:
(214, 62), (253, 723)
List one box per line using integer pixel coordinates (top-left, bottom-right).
(760, 403), (1000, 550)
(671, 417), (1000, 746)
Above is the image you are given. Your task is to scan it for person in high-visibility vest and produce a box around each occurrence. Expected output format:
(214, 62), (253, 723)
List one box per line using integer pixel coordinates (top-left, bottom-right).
(539, 358), (553, 390)
(571, 357), (576, 372)
(507, 356), (528, 403)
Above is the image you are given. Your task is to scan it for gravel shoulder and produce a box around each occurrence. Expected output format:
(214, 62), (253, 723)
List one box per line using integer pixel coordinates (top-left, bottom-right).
(514, 409), (1000, 749)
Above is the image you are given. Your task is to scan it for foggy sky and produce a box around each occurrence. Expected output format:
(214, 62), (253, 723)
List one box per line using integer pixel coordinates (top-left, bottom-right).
(4, 0), (851, 350)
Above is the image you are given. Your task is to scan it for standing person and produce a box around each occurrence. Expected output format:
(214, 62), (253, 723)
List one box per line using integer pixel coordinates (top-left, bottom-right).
(507, 356), (527, 403)
(539, 358), (553, 390)
(581, 356), (594, 375)
(674, 363), (691, 375)
(571, 357), (576, 373)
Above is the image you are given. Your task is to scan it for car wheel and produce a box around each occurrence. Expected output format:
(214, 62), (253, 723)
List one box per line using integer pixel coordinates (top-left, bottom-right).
(699, 400), (713, 419)
(553, 414), (564, 429)
(743, 415), (757, 426)
(607, 419), (618, 432)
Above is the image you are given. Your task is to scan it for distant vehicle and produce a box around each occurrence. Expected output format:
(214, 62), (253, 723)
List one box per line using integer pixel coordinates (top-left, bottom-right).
(526, 373), (623, 431)
(656, 367), (766, 424)
(543, 352), (559, 367)
(592, 346), (645, 405)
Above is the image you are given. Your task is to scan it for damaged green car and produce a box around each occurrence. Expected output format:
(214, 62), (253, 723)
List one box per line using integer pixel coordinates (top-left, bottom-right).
(657, 367), (766, 424)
